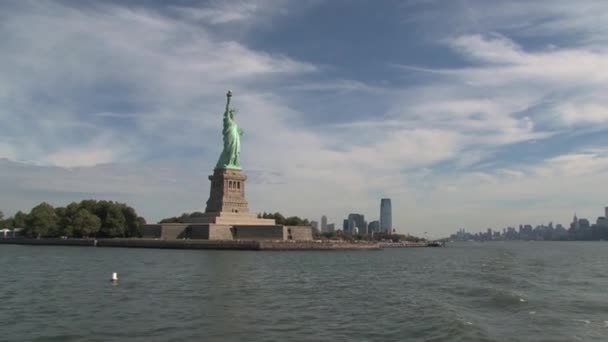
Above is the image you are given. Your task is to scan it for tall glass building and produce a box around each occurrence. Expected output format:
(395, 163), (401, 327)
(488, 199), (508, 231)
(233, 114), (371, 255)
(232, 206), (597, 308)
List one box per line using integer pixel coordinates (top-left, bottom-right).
(380, 198), (392, 233)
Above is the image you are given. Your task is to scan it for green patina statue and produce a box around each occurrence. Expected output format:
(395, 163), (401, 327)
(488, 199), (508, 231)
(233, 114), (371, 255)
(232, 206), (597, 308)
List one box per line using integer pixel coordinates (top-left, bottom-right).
(215, 90), (243, 170)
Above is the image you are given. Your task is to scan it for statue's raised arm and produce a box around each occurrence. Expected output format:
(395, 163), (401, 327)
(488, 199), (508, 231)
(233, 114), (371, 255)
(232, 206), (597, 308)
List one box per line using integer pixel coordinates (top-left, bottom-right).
(224, 90), (232, 117)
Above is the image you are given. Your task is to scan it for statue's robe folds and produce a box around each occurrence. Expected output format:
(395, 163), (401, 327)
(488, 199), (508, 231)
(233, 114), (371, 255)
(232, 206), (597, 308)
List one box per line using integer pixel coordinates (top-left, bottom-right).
(216, 114), (241, 169)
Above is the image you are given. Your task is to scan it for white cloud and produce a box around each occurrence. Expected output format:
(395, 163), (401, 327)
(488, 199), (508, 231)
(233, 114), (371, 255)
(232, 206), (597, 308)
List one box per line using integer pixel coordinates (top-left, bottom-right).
(445, 34), (608, 131)
(409, 1), (608, 46)
(558, 102), (608, 126)
(0, 143), (15, 160)
(43, 147), (116, 168)
(449, 34), (526, 64)
(391, 33), (608, 146)
(171, 2), (260, 24)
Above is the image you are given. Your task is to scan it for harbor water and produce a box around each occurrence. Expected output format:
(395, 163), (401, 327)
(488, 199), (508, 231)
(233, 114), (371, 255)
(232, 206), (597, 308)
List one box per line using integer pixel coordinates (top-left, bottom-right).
(0, 241), (607, 341)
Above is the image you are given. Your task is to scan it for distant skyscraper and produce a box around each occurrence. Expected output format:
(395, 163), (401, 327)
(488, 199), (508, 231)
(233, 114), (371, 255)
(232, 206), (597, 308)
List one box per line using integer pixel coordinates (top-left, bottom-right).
(311, 221), (319, 231)
(380, 198), (392, 233)
(347, 213), (366, 235)
(321, 215), (327, 232)
(605, 206), (608, 219)
(368, 220), (380, 233)
(571, 213), (579, 230)
(326, 223), (335, 233)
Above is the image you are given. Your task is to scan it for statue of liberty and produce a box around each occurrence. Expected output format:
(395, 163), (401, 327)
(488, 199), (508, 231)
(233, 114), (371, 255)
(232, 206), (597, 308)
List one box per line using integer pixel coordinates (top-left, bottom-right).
(215, 90), (243, 170)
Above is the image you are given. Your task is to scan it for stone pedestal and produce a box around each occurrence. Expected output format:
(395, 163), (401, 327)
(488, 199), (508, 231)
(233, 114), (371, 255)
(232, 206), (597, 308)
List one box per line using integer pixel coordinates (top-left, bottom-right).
(195, 168), (276, 226)
(205, 168), (249, 214)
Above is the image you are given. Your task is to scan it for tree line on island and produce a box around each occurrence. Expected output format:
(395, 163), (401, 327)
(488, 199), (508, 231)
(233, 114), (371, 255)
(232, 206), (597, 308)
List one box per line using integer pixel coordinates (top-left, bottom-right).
(1, 205), (424, 242)
(0, 200), (146, 238)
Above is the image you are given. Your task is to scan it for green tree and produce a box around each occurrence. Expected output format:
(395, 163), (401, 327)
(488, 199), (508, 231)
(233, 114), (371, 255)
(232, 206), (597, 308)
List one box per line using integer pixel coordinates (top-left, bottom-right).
(0, 210), (4, 221)
(12, 211), (27, 228)
(53, 206), (68, 237)
(285, 216), (304, 226)
(258, 212), (311, 226)
(273, 212), (285, 225)
(71, 209), (101, 237)
(99, 205), (126, 237)
(93, 200), (111, 227)
(79, 199), (98, 215)
(159, 216), (180, 223)
(179, 213), (190, 222)
(120, 205), (143, 237)
(5, 200), (145, 238)
(3, 218), (13, 229)
(137, 216), (146, 231)
(24, 202), (57, 238)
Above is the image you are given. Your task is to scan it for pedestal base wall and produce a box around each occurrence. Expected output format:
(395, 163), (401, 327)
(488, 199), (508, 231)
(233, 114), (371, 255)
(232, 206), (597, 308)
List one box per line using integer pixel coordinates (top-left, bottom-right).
(142, 223), (313, 241)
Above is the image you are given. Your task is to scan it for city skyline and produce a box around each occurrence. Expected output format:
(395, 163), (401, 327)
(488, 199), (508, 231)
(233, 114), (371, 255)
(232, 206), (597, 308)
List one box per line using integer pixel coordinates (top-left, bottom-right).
(318, 198), (392, 236)
(1, 1), (608, 237)
(450, 205), (608, 240)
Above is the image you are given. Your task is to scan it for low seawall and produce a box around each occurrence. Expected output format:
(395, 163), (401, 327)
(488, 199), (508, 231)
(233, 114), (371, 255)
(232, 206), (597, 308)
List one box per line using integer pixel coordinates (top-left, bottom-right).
(99, 239), (260, 250)
(0, 238), (380, 251)
(0, 238), (96, 247)
(259, 241), (381, 250)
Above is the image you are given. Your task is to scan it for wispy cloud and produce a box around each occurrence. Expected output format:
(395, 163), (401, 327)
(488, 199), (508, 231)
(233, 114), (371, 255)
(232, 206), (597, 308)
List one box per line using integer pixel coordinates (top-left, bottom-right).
(171, 3), (260, 25)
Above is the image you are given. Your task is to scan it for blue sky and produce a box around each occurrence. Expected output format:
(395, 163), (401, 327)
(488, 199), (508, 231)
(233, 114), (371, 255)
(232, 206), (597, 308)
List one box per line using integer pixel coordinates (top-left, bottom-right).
(1, 0), (608, 237)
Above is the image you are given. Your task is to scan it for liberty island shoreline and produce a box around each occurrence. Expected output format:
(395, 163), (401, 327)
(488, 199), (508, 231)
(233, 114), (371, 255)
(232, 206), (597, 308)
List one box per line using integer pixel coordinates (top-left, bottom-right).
(0, 237), (387, 250)
(0, 237), (447, 250)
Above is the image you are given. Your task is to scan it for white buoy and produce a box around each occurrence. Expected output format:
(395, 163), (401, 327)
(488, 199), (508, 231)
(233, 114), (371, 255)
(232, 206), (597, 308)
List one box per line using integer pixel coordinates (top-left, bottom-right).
(111, 272), (118, 283)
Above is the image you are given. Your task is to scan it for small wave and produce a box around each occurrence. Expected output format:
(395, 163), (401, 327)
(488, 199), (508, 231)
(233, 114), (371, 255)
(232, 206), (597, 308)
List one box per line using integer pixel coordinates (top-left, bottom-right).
(573, 319), (591, 325)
